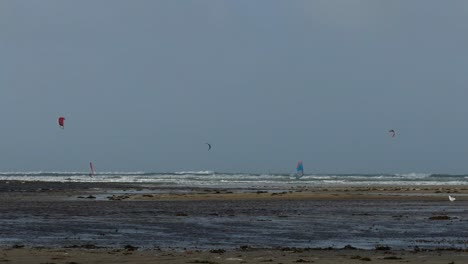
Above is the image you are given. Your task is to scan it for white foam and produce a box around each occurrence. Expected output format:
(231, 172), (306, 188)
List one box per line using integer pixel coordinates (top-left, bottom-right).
(0, 171), (465, 188)
(174, 171), (214, 175)
(395, 172), (432, 178)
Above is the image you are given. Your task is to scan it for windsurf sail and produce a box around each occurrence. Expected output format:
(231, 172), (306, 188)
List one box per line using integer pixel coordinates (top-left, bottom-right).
(89, 162), (95, 177)
(58, 117), (65, 129)
(296, 160), (304, 178)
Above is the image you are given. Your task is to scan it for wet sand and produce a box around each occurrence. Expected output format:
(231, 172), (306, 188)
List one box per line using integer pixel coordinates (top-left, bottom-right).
(0, 247), (467, 264)
(0, 181), (467, 263)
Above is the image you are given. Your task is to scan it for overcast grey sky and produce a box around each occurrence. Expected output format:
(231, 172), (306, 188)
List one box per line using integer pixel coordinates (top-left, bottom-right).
(1, 1), (468, 173)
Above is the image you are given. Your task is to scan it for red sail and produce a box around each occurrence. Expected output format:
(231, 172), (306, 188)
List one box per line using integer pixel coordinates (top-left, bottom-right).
(58, 117), (65, 128)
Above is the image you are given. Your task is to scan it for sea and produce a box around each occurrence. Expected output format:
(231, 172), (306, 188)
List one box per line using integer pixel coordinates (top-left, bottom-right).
(0, 171), (467, 187)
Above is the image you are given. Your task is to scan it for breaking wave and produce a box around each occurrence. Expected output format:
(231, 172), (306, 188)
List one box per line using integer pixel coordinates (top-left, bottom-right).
(0, 171), (466, 187)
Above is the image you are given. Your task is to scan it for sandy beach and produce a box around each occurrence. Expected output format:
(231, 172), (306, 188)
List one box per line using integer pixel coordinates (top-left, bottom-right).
(0, 181), (466, 263)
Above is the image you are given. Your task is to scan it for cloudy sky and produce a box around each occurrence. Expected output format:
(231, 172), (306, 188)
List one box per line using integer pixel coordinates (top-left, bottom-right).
(1, 1), (468, 173)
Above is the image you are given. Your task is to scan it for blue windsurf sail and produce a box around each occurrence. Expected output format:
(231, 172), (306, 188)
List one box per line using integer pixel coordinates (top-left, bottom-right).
(296, 161), (304, 178)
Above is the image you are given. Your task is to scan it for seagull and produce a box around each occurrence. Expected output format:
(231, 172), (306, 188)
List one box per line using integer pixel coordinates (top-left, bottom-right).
(448, 195), (456, 202)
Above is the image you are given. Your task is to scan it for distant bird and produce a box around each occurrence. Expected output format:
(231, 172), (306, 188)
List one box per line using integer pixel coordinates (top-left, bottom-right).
(448, 195), (456, 202)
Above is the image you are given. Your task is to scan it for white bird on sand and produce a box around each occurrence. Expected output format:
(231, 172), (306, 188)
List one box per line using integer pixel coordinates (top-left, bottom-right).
(448, 195), (456, 202)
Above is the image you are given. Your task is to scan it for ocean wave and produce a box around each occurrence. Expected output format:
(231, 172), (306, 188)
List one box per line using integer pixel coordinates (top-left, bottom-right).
(0, 171), (148, 176)
(0, 171), (466, 187)
(394, 173), (432, 178)
(174, 171), (214, 175)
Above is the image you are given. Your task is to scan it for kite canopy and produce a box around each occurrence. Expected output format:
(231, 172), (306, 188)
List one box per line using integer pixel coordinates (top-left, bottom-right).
(58, 117), (65, 129)
(205, 143), (212, 151)
(388, 129), (395, 138)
